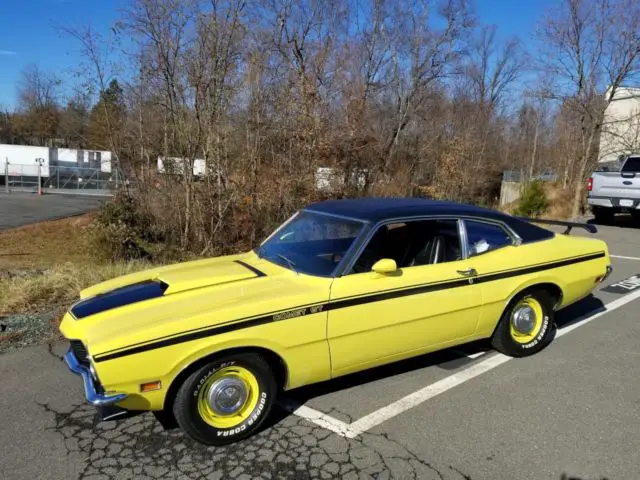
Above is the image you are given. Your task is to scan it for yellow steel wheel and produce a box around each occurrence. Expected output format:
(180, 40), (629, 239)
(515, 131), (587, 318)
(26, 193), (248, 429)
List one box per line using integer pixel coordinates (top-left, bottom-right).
(509, 296), (544, 344)
(196, 366), (260, 429)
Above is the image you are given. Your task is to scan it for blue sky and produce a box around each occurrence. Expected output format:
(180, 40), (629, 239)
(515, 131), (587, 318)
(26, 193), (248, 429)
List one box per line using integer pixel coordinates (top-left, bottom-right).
(0, 0), (557, 109)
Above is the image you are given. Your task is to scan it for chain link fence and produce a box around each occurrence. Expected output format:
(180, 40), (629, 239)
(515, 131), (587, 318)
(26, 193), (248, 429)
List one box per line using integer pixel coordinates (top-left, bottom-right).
(2, 164), (124, 195)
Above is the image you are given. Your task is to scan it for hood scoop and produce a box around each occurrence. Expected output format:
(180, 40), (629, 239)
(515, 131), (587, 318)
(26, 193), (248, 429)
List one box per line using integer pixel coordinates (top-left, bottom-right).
(71, 281), (168, 319)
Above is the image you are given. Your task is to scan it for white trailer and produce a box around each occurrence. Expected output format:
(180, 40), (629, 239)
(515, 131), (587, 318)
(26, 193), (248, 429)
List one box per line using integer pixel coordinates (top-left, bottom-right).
(157, 156), (206, 176)
(0, 144), (50, 177)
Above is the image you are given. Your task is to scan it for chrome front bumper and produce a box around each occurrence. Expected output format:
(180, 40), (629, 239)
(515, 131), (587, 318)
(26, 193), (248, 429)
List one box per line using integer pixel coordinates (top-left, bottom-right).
(64, 349), (128, 406)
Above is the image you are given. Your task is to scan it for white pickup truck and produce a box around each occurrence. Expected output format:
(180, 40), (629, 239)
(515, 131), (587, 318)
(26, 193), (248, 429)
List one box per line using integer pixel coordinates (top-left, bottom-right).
(587, 155), (640, 222)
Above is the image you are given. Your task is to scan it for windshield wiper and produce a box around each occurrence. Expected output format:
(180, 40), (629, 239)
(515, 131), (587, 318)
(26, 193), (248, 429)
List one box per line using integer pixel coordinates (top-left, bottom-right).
(276, 254), (298, 275)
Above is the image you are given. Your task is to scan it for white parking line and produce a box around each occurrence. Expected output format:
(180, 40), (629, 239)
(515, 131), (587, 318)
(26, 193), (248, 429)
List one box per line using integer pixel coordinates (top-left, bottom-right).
(610, 254), (640, 261)
(284, 288), (640, 438)
(278, 399), (356, 437)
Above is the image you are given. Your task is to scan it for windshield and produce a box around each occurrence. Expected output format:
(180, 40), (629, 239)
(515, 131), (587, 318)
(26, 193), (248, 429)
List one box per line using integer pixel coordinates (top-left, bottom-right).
(256, 211), (365, 277)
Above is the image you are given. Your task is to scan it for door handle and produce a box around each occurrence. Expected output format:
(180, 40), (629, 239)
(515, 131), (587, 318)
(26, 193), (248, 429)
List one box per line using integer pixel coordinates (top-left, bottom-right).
(457, 268), (477, 276)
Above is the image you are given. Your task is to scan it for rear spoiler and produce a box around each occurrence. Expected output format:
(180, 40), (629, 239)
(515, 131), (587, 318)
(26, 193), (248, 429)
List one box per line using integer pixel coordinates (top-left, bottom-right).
(515, 217), (598, 235)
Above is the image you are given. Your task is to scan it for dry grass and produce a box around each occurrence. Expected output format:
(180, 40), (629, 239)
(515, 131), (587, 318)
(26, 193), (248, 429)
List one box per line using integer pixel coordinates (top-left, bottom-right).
(544, 182), (574, 220)
(0, 214), (95, 270)
(0, 261), (153, 316)
(0, 214), (154, 316)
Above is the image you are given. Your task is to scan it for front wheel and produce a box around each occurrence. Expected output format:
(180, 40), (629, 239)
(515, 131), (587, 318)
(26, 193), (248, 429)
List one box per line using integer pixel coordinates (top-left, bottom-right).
(491, 290), (555, 357)
(172, 353), (276, 445)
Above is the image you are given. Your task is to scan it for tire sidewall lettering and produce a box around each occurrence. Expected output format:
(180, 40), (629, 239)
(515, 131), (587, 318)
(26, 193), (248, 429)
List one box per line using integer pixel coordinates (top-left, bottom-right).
(216, 391), (268, 437)
(521, 314), (549, 350)
(193, 361), (236, 398)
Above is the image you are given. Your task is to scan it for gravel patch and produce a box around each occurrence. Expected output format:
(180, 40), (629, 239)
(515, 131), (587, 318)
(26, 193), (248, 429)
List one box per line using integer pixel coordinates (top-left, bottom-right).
(0, 311), (59, 353)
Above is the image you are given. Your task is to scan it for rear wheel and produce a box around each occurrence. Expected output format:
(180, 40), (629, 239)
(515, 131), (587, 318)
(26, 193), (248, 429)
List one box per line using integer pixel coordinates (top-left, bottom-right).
(173, 353), (276, 445)
(491, 290), (555, 357)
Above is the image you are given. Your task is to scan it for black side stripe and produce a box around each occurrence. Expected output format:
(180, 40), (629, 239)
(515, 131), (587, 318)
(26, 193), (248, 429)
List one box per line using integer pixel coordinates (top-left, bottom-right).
(235, 260), (266, 277)
(93, 251), (605, 363)
(92, 300), (327, 361)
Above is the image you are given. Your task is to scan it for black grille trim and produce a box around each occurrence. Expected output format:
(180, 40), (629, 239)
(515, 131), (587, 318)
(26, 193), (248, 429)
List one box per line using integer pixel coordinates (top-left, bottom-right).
(70, 340), (89, 365)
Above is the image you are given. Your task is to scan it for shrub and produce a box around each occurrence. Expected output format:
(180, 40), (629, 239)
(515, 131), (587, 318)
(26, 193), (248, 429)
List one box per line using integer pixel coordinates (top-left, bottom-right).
(515, 180), (549, 217)
(89, 193), (160, 261)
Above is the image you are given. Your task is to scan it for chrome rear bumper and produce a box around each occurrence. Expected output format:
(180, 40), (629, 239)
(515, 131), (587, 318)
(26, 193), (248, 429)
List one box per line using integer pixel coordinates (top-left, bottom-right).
(603, 264), (613, 283)
(64, 349), (127, 406)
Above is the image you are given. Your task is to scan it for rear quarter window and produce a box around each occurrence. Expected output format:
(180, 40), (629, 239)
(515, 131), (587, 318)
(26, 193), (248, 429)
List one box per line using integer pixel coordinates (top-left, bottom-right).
(465, 220), (513, 256)
(622, 157), (640, 172)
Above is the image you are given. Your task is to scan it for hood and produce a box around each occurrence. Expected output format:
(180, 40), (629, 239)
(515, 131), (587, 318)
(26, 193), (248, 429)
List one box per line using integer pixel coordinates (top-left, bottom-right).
(157, 260), (260, 295)
(79, 254), (259, 300)
(70, 255), (267, 321)
(60, 253), (331, 357)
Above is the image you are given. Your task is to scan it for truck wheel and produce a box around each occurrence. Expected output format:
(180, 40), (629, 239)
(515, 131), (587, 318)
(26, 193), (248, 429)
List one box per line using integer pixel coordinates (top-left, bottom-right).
(491, 290), (555, 357)
(592, 206), (614, 224)
(173, 353), (276, 445)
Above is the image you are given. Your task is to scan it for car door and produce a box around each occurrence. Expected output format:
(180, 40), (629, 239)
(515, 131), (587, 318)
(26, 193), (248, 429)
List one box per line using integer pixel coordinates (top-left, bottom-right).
(327, 218), (483, 377)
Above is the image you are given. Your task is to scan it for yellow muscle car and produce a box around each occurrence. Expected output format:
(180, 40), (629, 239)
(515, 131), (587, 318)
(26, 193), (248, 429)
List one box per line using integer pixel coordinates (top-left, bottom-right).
(60, 198), (612, 445)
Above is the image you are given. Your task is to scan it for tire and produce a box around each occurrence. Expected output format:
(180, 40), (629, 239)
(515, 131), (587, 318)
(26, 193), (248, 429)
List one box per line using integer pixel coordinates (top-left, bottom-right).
(172, 353), (276, 445)
(592, 206), (614, 224)
(491, 289), (556, 358)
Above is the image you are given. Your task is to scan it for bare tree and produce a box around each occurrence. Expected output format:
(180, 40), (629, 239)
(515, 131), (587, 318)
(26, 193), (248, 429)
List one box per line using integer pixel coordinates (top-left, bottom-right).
(14, 64), (62, 145)
(464, 25), (526, 110)
(382, 0), (472, 170)
(17, 64), (61, 111)
(62, 24), (123, 179)
(539, 0), (640, 217)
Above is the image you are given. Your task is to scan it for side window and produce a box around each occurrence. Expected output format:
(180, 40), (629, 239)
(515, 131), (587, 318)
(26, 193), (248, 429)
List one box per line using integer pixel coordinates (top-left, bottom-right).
(465, 220), (513, 256)
(349, 219), (462, 274)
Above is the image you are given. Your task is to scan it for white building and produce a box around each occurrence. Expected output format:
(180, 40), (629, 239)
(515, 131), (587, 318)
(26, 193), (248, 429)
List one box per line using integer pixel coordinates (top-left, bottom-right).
(599, 86), (640, 163)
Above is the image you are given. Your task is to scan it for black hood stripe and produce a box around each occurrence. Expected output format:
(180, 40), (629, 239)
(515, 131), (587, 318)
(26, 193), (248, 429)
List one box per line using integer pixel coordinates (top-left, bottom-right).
(92, 251), (605, 363)
(71, 281), (168, 320)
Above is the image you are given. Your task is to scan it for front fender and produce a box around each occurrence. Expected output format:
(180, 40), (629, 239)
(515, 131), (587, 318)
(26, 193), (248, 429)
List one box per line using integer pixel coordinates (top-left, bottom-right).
(95, 312), (331, 411)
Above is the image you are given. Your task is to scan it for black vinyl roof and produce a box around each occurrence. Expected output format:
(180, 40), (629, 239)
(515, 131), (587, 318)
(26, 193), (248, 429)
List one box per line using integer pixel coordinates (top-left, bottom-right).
(305, 197), (554, 243)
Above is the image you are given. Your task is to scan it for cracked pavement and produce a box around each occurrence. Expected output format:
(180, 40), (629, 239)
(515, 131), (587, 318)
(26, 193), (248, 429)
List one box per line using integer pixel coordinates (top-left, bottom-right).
(2, 342), (470, 480)
(1, 223), (640, 479)
(42, 401), (468, 480)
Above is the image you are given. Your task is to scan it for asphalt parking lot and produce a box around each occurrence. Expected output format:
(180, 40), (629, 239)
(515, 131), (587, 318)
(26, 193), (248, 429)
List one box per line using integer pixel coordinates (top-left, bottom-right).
(0, 192), (105, 231)
(1, 220), (639, 479)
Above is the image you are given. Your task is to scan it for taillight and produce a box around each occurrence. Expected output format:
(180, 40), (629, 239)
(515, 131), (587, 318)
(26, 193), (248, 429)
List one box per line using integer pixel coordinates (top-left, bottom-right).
(587, 177), (593, 191)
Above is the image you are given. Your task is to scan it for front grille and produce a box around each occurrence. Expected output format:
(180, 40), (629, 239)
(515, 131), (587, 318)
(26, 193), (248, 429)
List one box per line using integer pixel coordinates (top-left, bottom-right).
(70, 340), (89, 365)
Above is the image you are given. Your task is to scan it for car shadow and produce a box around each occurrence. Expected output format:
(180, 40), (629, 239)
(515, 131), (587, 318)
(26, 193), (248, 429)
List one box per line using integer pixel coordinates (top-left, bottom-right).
(282, 293), (606, 413)
(554, 294), (605, 330)
(154, 294), (607, 434)
(588, 213), (640, 229)
(283, 341), (488, 408)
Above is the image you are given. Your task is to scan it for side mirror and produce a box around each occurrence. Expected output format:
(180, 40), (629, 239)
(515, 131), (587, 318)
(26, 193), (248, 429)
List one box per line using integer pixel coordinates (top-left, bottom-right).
(372, 258), (397, 274)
